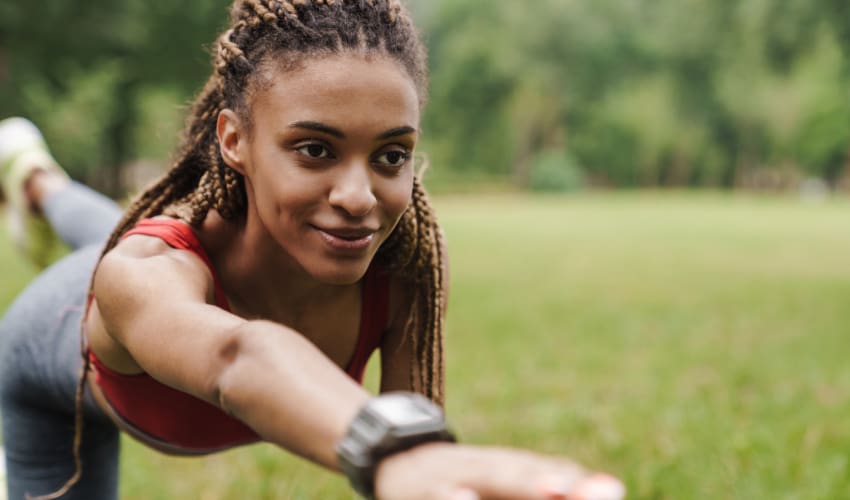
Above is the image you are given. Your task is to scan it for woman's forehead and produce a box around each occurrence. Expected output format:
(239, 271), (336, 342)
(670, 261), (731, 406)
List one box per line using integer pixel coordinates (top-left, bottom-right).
(249, 54), (421, 130)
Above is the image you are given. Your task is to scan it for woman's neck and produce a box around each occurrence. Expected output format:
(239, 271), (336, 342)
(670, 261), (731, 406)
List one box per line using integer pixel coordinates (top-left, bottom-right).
(197, 209), (357, 322)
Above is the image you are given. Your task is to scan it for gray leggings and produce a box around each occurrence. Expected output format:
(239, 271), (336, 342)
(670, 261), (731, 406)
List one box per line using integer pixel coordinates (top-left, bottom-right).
(0, 182), (123, 499)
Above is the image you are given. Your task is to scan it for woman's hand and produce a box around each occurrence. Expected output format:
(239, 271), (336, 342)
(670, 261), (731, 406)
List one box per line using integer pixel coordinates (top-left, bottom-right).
(374, 443), (625, 500)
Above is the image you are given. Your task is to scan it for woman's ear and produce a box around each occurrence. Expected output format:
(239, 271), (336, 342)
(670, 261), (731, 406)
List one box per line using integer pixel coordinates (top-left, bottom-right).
(217, 109), (247, 175)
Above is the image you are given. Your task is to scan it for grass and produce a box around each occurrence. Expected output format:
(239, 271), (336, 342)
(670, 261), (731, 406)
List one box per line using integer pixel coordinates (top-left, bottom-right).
(2, 191), (849, 499)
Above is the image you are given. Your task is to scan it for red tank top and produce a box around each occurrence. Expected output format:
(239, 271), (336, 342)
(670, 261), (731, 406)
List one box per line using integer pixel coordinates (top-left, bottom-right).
(88, 218), (389, 452)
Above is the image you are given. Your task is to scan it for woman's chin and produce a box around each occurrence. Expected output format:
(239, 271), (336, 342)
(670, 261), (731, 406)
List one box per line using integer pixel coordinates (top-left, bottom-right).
(309, 261), (371, 286)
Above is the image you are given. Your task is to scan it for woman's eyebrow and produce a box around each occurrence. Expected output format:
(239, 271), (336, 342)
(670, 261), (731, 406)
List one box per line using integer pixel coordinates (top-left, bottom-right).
(289, 121), (344, 138)
(288, 121), (416, 140)
(376, 126), (417, 140)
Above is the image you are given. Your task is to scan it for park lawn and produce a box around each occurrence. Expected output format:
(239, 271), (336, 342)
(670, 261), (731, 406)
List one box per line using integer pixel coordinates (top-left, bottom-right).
(2, 192), (849, 499)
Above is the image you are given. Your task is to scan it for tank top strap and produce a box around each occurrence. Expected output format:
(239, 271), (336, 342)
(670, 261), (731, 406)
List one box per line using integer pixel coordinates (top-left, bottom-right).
(346, 265), (390, 382)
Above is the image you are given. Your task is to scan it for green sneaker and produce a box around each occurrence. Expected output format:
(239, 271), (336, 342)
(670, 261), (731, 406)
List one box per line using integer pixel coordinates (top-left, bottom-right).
(0, 117), (69, 268)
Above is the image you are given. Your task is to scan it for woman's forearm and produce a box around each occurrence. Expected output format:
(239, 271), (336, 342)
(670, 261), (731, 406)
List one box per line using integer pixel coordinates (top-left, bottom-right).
(213, 319), (371, 469)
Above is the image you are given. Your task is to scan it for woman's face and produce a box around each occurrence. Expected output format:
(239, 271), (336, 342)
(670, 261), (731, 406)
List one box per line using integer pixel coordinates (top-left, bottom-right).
(219, 54), (420, 285)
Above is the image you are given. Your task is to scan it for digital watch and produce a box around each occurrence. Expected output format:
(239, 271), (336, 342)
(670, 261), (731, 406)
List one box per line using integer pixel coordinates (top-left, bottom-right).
(336, 392), (457, 499)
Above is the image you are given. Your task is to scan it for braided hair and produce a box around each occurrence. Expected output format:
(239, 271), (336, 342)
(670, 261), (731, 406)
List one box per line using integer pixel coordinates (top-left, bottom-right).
(36, 2), (445, 498)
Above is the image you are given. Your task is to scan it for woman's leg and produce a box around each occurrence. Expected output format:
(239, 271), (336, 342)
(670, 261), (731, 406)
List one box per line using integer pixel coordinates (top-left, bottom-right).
(1, 117), (123, 264)
(40, 181), (122, 251)
(0, 245), (119, 500)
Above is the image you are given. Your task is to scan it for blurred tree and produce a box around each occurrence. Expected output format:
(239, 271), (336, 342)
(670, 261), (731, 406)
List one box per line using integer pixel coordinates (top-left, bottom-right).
(0, 0), (228, 194)
(2, 0), (848, 192)
(422, 0), (850, 190)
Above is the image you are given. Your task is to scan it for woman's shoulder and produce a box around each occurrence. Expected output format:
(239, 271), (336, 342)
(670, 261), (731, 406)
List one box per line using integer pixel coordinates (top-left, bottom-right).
(96, 219), (218, 305)
(105, 218), (203, 267)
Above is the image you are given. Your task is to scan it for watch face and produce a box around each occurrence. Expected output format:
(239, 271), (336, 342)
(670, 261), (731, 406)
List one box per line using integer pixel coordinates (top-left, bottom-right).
(370, 394), (440, 426)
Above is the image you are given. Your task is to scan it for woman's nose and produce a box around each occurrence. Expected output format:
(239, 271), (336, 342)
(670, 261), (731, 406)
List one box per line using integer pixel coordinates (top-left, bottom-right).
(328, 162), (377, 217)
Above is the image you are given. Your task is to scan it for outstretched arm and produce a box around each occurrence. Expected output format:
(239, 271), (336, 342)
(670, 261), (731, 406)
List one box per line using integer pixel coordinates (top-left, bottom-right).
(91, 236), (369, 468)
(91, 236), (624, 499)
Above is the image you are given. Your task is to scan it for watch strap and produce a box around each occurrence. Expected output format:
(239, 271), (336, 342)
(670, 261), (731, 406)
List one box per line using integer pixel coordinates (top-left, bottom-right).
(337, 393), (456, 499)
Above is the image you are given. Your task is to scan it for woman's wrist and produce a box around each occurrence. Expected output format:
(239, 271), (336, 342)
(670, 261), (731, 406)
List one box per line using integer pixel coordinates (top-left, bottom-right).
(337, 392), (456, 498)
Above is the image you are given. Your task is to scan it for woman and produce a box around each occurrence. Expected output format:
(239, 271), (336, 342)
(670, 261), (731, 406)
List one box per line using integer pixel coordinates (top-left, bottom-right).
(0, 1), (625, 499)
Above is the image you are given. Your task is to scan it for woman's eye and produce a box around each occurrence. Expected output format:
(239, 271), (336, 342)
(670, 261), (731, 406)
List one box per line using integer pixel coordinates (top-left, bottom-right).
(376, 150), (410, 168)
(296, 144), (330, 159)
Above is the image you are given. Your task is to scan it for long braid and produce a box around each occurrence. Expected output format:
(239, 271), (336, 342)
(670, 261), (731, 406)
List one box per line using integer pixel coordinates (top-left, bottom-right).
(377, 175), (447, 404)
(48, 1), (443, 496)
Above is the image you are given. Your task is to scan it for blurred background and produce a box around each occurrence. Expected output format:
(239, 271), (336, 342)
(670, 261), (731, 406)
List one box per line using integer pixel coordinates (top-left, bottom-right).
(1, 0), (849, 196)
(2, 1), (850, 499)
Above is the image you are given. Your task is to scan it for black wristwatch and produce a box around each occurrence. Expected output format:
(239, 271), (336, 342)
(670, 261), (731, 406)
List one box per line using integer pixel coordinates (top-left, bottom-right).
(336, 392), (457, 499)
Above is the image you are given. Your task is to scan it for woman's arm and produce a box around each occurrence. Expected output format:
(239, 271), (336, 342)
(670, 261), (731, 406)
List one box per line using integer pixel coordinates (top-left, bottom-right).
(94, 237), (624, 499)
(92, 237), (369, 469)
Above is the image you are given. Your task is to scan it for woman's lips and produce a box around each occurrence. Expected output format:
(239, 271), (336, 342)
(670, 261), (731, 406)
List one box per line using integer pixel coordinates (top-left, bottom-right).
(314, 226), (376, 252)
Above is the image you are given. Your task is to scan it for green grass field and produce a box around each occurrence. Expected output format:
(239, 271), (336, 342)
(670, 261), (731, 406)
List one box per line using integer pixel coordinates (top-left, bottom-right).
(2, 192), (849, 499)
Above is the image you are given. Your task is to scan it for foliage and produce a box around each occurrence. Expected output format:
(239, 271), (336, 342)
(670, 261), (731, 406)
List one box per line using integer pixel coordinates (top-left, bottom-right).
(0, 0), (228, 193)
(528, 149), (585, 193)
(1, 0), (849, 192)
(420, 0), (850, 190)
(19, 61), (124, 179)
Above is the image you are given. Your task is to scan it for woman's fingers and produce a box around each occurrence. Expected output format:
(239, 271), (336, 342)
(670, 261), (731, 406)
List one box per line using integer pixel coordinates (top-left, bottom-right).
(375, 443), (626, 500)
(536, 473), (576, 498)
(537, 472), (626, 500)
(563, 473), (625, 500)
(450, 488), (481, 500)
